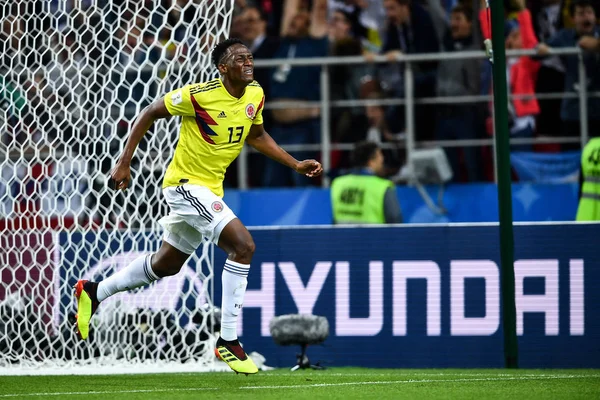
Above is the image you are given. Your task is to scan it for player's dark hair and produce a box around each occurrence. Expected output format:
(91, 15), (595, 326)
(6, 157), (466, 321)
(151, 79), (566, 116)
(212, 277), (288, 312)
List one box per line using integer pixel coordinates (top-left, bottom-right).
(211, 38), (245, 70)
(351, 141), (380, 168)
(570, 0), (596, 16)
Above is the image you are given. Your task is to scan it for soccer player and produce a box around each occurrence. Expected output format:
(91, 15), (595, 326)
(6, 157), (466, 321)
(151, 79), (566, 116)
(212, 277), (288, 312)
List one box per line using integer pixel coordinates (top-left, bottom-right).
(73, 38), (323, 375)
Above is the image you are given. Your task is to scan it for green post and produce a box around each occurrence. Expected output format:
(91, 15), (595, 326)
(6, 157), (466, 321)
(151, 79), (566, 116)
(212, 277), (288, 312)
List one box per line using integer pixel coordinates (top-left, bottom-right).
(489, 1), (519, 368)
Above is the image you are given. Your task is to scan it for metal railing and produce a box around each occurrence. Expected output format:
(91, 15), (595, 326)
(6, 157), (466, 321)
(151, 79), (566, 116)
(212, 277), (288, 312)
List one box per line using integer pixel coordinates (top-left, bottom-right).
(237, 47), (592, 188)
(2, 48), (594, 187)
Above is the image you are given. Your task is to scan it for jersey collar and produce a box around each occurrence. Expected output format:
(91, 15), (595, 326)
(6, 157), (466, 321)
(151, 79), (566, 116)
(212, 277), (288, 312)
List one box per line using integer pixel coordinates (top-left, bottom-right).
(218, 78), (247, 101)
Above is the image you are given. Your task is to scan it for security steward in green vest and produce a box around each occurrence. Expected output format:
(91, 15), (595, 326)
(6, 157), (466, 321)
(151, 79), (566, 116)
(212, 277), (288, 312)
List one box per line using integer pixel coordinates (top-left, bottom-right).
(331, 141), (402, 224)
(576, 137), (600, 221)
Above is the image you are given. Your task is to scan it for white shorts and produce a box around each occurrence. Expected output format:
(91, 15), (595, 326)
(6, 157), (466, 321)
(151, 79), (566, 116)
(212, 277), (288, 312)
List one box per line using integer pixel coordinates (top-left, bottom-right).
(158, 184), (237, 254)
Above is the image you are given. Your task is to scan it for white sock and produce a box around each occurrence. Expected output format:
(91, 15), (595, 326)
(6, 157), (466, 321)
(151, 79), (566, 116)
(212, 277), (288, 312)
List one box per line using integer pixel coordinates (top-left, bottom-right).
(220, 260), (250, 341)
(96, 254), (159, 302)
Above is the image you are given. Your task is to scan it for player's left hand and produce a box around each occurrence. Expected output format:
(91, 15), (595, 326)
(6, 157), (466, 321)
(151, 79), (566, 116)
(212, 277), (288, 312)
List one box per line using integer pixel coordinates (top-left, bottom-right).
(295, 159), (323, 178)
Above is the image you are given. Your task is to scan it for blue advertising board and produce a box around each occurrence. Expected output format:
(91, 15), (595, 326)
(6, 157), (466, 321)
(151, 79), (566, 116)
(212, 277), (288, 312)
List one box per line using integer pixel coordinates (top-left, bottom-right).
(217, 223), (599, 368)
(223, 183), (579, 225)
(57, 223), (599, 368)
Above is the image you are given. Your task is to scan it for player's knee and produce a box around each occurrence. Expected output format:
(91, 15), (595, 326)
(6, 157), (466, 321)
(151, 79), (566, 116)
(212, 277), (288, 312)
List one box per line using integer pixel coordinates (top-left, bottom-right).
(151, 253), (184, 277)
(232, 238), (255, 263)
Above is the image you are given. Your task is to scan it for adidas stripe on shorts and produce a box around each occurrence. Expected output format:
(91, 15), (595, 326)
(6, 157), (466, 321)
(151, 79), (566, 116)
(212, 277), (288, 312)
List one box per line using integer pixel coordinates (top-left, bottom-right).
(158, 184), (237, 254)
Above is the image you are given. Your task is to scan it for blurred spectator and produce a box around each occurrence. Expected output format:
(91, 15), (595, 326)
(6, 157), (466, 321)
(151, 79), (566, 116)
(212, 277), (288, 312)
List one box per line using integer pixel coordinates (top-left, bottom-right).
(46, 31), (87, 103)
(40, 152), (88, 220)
(379, 0), (440, 87)
(538, 0), (600, 148)
(234, 0), (250, 14)
(265, 0), (285, 37)
(0, 76), (26, 154)
(18, 1), (54, 69)
(238, 5), (280, 187)
(329, 0), (387, 52)
(329, 9), (356, 44)
(558, 0), (577, 28)
(436, 4), (483, 181)
(529, 0), (566, 140)
(329, 0), (368, 39)
(239, 6), (280, 96)
(0, 76), (26, 136)
(363, 91), (405, 174)
(155, 28), (177, 62)
(481, 3), (541, 151)
(328, 10), (370, 147)
(112, 12), (164, 117)
(330, 141), (402, 224)
(0, 15), (22, 72)
(231, 0), (249, 39)
(554, 0), (600, 28)
(443, 0), (463, 15)
(376, 0), (440, 141)
(417, 0), (449, 44)
(262, 0), (328, 187)
(114, 23), (146, 113)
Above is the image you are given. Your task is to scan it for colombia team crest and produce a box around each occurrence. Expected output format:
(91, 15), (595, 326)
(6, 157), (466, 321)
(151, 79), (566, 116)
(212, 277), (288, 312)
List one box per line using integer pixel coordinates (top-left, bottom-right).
(245, 103), (256, 119)
(211, 201), (223, 213)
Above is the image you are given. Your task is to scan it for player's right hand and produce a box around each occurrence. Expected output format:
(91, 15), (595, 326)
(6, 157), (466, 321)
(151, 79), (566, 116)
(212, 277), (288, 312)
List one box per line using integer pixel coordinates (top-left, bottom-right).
(109, 161), (131, 190)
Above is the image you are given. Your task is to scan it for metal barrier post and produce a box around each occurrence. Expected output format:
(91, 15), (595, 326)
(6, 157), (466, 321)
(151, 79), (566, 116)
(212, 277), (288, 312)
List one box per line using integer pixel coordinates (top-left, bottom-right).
(320, 65), (331, 187)
(578, 52), (588, 147)
(404, 61), (415, 163)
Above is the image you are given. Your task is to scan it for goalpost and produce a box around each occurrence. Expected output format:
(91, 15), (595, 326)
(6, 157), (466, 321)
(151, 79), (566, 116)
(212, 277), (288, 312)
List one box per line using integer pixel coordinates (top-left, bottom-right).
(0, 0), (235, 374)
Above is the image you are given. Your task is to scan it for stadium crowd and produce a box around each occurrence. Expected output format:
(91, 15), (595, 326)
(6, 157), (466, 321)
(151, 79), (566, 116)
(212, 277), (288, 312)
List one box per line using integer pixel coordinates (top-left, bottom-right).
(0, 0), (599, 202)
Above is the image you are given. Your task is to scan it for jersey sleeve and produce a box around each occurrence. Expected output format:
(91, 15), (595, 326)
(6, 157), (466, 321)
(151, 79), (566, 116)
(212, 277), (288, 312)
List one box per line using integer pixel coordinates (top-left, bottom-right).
(164, 85), (196, 117)
(253, 94), (265, 125)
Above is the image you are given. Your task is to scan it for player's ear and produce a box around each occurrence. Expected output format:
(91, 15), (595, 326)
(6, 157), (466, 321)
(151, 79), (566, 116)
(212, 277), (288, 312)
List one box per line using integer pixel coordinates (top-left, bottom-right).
(218, 64), (227, 75)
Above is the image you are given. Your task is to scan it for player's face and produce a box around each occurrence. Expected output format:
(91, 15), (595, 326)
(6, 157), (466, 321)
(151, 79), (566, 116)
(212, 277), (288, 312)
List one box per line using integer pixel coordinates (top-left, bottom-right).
(224, 44), (254, 84)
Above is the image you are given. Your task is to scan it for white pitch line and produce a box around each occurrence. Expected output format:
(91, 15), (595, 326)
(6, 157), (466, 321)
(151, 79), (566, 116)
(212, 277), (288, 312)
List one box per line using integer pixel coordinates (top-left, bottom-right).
(0, 387), (218, 398)
(1, 374), (598, 398)
(241, 375), (600, 390)
(268, 372), (586, 378)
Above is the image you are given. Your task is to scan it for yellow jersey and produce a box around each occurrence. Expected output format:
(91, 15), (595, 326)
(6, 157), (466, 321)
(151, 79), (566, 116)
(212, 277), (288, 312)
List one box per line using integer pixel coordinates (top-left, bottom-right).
(162, 78), (265, 197)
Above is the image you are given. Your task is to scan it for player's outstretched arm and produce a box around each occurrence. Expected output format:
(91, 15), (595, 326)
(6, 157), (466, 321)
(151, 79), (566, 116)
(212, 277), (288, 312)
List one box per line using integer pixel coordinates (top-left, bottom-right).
(109, 98), (172, 190)
(246, 124), (323, 178)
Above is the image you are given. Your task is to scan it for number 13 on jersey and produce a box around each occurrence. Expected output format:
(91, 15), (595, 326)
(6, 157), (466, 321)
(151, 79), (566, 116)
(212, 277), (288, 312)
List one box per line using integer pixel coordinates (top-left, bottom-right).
(228, 126), (244, 144)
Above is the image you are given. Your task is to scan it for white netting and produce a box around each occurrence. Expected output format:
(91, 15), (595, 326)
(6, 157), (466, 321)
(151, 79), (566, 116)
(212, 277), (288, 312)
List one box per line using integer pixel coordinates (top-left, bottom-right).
(0, 0), (235, 373)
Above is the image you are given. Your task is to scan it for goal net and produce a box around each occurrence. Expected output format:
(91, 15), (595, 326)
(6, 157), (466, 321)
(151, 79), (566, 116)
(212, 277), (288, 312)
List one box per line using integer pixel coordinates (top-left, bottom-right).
(0, 0), (235, 374)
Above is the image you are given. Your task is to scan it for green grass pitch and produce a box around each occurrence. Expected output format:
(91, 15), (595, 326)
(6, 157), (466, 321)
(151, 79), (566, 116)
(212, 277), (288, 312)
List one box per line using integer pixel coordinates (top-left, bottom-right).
(1, 369), (599, 399)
